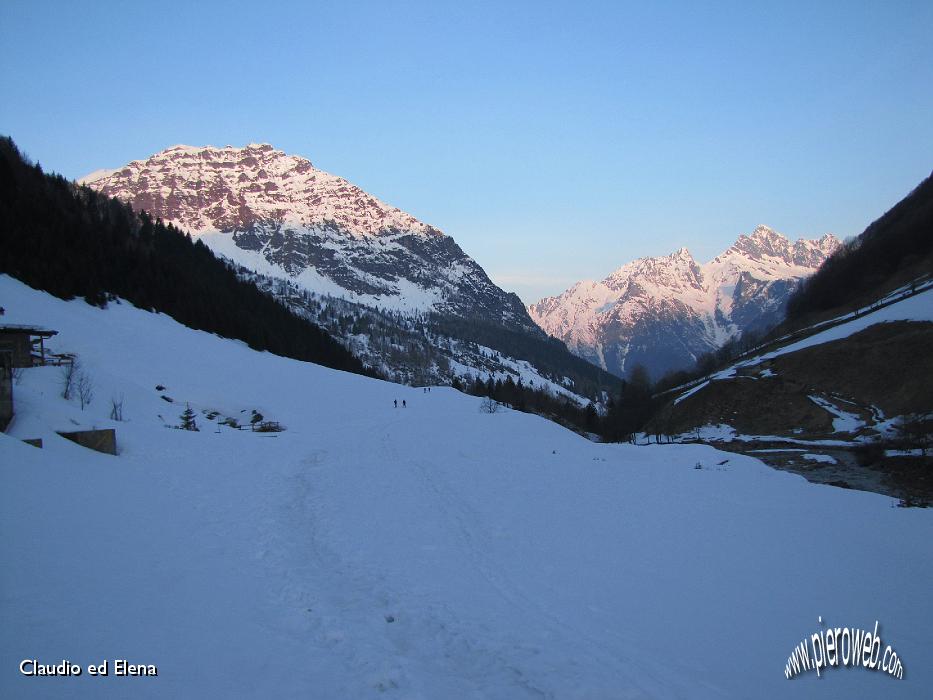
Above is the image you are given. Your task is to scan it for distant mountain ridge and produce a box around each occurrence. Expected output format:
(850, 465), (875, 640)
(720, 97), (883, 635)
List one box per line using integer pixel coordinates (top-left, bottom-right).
(81, 143), (535, 330)
(529, 226), (840, 380)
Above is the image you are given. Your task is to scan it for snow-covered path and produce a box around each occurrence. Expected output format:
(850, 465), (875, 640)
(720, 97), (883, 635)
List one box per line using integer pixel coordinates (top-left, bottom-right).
(2, 275), (932, 698)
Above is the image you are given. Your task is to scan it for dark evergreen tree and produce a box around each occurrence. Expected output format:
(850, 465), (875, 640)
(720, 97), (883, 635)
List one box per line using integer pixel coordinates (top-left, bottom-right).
(180, 403), (198, 431)
(786, 170), (933, 321)
(426, 313), (618, 401)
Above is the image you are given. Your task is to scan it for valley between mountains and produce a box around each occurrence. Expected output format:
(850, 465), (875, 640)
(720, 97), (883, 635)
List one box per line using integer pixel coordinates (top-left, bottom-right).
(1, 136), (930, 699)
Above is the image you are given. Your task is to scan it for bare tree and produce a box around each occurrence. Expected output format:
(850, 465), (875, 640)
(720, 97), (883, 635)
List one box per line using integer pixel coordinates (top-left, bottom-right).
(896, 414), (932, 456)
(77, 371), (94, 410)
(480, 397), (499, 414)
(61, 357), (79, 400)
(109, 394), (125, 421)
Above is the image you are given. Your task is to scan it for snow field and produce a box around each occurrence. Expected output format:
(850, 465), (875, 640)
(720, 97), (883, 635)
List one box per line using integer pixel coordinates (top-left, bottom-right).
(2, 275), (931, 699)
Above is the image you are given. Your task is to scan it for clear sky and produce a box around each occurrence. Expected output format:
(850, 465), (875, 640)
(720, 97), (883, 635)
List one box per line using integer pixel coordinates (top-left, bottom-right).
(2, 1), (931, 303)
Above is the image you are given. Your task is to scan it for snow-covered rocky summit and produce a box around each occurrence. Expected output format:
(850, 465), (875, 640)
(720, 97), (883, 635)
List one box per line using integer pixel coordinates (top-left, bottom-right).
(528, 226), (841, 379)
(81, 144), (533, 327)
(80, 144), (432, 238)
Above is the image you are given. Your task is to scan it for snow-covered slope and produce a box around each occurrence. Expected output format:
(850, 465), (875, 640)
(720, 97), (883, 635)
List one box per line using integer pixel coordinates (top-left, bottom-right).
(748, 282), (933, 362)
(2, 273), (930, 699)
(529, 226), (840, 379)
(659, 282), (933, 444)
(80, 144), (533, 326)
(237, 268), (593, 404)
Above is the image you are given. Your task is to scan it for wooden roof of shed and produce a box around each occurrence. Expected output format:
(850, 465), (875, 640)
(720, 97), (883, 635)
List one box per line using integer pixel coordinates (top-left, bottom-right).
(0, 324), (58, 337)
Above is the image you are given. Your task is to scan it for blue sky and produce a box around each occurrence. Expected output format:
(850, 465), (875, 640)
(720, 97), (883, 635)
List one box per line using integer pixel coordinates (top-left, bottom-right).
(2, 1), (931, 302)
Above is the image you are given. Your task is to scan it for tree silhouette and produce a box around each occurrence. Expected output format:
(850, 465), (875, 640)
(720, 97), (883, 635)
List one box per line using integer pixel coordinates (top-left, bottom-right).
(180, 403), (199, 431)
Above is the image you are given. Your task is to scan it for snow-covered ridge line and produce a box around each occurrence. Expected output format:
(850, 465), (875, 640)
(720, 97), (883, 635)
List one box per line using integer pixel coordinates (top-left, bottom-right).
(532, 225), (839, 333)
(528, 225), (841, 379)
(79, 143), (437, 239)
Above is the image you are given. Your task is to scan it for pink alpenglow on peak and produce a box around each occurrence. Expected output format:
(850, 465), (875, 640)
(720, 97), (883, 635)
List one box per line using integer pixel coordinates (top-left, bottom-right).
(79, 143), (438, 239)
(528, 227), (841, 379)
(81, 144), (536, 327)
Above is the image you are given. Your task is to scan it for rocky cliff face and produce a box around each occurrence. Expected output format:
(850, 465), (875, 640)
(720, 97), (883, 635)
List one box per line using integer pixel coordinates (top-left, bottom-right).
(528, 226), (841, 379)
(82, 144), (535, 330)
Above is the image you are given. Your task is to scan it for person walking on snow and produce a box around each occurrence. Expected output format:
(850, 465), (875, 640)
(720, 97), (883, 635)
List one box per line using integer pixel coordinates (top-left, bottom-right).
(402, 400), (407, 408)
(394, 399), (397, 408)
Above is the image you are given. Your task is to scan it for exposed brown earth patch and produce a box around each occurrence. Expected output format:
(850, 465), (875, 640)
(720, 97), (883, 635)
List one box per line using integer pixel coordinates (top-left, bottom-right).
(654, 321), (933, 438)
(651, 321), (933, 503)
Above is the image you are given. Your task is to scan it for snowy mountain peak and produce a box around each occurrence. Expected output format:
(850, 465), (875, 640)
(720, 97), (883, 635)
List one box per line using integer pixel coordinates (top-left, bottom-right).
(82, 144), (536, 327)
(723, 226), (841, 269)
(605, 246), (701, 293)
(750, 223), (778, 237)
(610, 246), (696, 274)
(80, 143), (438, 240)
(528, 226), (841, 379)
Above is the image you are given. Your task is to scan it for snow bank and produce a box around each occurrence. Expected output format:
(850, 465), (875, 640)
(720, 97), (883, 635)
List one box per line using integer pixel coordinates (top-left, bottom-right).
(803, 452), (839, 464)
(807, 395), (864, 433)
